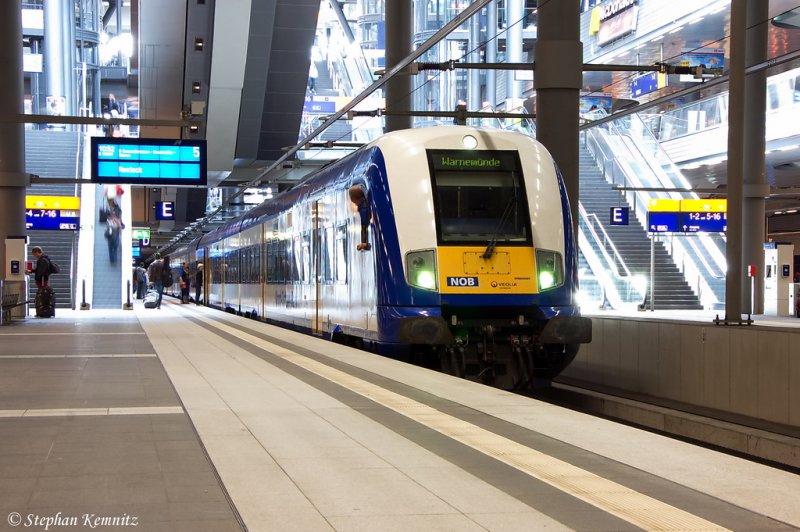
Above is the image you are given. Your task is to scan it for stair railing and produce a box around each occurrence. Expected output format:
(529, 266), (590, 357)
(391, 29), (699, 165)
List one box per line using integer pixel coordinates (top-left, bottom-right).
(583, 119), (723, 309)
(612, 116), (727, 304)
(578, 203), (647, 310)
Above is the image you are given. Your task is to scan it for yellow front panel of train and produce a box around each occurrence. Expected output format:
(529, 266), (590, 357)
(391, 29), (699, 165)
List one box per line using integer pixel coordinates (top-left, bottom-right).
(438, 246), (537, 294)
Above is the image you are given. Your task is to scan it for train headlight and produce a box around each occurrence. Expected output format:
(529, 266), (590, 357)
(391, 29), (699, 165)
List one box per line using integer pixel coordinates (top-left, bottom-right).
(406, 250), (438, 291)
(536, 249), (564, 291)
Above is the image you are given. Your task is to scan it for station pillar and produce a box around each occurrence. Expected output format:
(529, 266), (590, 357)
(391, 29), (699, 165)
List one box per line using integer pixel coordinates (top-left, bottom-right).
(384, 1), (412, 132)
(742, 1), (769, 315)
(534, 0), (582, 235)
(725, 0), (746, 320)
(0, 0), (28, 278)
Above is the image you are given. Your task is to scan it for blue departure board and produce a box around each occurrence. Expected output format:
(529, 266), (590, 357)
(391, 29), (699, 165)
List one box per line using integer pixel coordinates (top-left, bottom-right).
(91, 138), (207, 186)
(26, 209), (79, 231)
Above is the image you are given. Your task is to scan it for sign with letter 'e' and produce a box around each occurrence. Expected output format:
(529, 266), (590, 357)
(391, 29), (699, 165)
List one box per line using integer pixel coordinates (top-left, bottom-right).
(610, 207), (629, 225)
(155, 201), (175, 220)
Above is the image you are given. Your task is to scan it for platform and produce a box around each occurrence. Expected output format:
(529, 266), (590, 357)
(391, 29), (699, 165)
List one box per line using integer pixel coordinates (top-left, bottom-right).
(1, 303), (799, 531)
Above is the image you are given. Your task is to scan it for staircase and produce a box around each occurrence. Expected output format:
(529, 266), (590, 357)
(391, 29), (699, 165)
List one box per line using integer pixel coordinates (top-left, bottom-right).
(25, 130), (80, 310)
(309, 59), (353, 142)
(579, 147), (703, 310)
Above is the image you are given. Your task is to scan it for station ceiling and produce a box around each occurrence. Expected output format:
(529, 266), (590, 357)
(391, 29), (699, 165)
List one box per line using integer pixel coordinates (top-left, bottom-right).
(158, 0), (800, 248)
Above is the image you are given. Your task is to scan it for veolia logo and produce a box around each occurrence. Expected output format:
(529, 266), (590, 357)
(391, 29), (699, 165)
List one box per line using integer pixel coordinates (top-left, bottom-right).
(447, 277), (478, 287)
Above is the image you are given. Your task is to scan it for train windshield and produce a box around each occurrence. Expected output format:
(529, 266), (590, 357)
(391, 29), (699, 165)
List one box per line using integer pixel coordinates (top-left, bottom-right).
(427, 150), (531, 245)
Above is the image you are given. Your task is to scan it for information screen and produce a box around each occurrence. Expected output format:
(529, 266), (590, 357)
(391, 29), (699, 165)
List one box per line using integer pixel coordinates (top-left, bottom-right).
(90, 138), (207, 186)
(26, 209), (79, 231)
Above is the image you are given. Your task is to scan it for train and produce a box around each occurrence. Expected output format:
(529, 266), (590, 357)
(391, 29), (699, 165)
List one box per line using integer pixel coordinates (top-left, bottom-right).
(166, 126), (591, 389)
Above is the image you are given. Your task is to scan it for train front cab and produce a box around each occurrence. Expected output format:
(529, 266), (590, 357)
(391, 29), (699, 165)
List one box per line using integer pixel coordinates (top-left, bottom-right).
(374, 130), (591, 388)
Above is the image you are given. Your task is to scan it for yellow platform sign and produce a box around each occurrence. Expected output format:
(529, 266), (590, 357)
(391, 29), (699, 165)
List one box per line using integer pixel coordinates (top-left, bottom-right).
(26, 196), (80, 210)
(649, 198), (727, 213)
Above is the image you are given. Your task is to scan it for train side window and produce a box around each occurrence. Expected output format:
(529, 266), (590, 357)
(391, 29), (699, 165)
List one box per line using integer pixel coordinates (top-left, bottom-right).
(291, 235), (302, 283)
(301, 232), (311, 285)
(266, 240), (275, 283)
(275, 239), (291, 283)
(241, 247), (249, 284)
(319, 225), (334, 283)
(335, 224), (347, 284)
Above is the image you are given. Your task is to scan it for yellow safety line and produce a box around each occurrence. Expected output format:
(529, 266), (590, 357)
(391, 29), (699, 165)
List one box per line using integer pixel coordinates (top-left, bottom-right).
(183, 311), (730, 532)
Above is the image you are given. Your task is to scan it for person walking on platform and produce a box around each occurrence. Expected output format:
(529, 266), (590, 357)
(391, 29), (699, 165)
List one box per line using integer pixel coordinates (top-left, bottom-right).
(133, 263), (147, 299)
(179, 263), (191, 303)
(147, 254), (166, 309)
(194, 263), (203, 305)
(103, 197), (124, 264)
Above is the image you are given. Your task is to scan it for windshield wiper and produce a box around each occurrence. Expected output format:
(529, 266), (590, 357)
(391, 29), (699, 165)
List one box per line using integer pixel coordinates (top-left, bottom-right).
(482, 194), (517, 259)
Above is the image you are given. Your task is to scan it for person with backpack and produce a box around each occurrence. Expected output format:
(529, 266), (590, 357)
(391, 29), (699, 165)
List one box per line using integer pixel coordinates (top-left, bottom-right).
(147, 254), (169, 309)
(28, 246), (52, 288)
(28, 246), (58, 318)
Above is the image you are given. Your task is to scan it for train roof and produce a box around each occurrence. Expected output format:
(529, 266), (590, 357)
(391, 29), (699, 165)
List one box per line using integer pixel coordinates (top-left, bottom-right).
(196, 126), (538, 248)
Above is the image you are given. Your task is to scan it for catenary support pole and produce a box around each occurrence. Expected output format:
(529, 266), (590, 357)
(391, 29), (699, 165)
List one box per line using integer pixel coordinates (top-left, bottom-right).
(742, 1), (769, 315)
(385, 1), (412, 132)
(534, 0), (582, 237)
(725, 0), (746, 321)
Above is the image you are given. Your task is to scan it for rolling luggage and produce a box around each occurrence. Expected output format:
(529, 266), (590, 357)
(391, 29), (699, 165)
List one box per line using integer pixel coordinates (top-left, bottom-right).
(35, 287), (55, 318)
(143, 289), (159, 309)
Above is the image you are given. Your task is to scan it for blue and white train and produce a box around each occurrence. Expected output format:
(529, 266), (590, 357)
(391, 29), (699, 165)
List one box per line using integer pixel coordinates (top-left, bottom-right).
(169, 126), (591, 388)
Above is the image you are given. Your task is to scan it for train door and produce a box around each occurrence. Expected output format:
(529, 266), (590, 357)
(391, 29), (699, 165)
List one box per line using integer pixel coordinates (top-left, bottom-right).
(260, 223), (267, 320)
(312, 201), (321, 335)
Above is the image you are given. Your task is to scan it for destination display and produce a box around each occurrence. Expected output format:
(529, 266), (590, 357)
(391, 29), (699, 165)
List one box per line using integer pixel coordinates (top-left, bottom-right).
(90, 138), (207, 186)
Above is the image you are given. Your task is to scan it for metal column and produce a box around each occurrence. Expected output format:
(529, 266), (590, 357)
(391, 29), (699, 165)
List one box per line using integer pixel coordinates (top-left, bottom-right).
(505, 0), (523, 103)
(44, 0), (77, 117)
(725, 0), (746, 321)
(0, 0), (28, 276)
(742, 1), (769, 315)
(485, 1), (498, 108)
(468, 11), (482, 111)
(534, 0), (582, 236)
(384, 1), (412, 132)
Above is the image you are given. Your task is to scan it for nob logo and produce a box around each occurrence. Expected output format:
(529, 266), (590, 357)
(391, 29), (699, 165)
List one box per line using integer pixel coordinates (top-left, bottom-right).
(447, 277), (478, 287)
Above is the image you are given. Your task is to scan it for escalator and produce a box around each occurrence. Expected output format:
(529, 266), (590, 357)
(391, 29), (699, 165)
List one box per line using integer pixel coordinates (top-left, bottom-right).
(91, 186), (122, 309)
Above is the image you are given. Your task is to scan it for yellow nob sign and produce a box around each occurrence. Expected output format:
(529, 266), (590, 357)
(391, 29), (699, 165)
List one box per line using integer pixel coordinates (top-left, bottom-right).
(438, 246), (536, 294)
